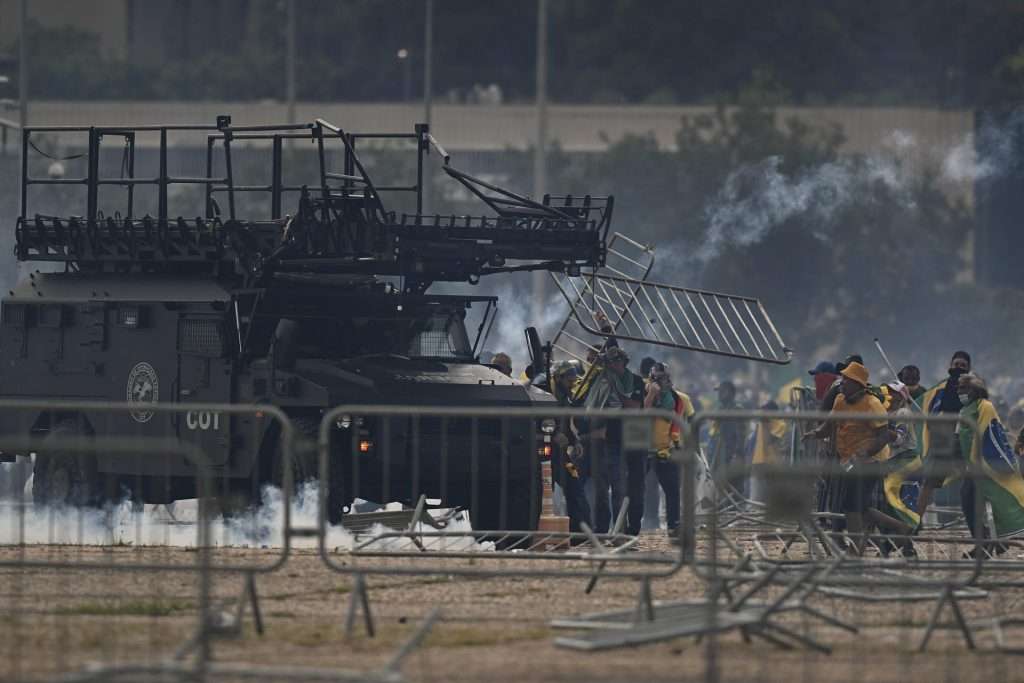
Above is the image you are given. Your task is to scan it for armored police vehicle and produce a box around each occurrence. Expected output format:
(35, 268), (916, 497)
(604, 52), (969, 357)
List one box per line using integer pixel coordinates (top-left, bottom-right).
(0, 118), (614, 530)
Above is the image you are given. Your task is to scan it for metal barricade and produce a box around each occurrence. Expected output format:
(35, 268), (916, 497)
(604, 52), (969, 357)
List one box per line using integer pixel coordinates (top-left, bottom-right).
(551, 408), (1024, 680)
(315, 405), (693, 634)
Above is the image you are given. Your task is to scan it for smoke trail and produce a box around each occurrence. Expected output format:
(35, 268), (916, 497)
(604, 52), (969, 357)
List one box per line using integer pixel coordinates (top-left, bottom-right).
(696, 153), (915, 263)
(940, 111), (1024, 184)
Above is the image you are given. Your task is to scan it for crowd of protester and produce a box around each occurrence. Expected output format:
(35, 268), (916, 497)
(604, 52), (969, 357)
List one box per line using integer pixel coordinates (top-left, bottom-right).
(489, 335), (1024, 555)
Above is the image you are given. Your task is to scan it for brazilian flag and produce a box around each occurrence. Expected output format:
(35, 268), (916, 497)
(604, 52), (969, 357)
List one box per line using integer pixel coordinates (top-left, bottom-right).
(960, 399), (1024, 538)
(882, 449), (922, 528)
(916, 380), (946, 460)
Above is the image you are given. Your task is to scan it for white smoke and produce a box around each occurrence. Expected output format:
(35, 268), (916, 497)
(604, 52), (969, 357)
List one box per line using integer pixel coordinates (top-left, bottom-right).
(692, 110), (1024, 263)
(485, 285), (571, 374)
(939, 115), (1020, 184)
(696, 153), (915, 263)
(0, 480), (484, 551)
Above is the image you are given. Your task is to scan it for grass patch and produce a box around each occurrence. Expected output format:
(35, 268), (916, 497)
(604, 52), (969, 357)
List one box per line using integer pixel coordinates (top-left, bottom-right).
(56, 599), (193, 617)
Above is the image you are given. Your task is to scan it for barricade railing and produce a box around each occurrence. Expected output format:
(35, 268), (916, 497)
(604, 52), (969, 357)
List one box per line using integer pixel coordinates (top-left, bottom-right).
(0, 400), (296, 574)
(0, 407), (218, 682)
(552, 407), (1024, 661)
(317, 405), (690, 579)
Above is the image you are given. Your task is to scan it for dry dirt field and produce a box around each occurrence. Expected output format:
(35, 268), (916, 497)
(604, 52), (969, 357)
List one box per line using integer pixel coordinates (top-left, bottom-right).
(3, 532), (1024, 683)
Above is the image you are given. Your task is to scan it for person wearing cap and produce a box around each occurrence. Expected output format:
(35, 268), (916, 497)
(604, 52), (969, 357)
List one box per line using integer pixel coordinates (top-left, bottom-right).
(809, 361), (839, 402)
(583, 345), (643, 534)
(549, 360), (592, 536)
(804, 361), (890, 551)
(820, 354), (864, 411)
(915, 350), (973, 523)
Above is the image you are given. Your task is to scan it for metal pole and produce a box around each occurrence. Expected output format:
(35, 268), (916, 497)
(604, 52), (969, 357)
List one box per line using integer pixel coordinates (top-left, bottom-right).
(531, 0), (549, 323)
(18, 0), (28, 130)
(423, 0), (433, 127)
(285, 0), (296, 126)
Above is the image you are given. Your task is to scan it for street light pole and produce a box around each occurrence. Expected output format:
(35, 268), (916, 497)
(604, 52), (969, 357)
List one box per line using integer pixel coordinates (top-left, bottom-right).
(285, 0), (296, 126)
(424, 0), (433, 127)
(531, 0), (549, 324)
(19, 0), (28, 130)
(397, 48), (411, 102)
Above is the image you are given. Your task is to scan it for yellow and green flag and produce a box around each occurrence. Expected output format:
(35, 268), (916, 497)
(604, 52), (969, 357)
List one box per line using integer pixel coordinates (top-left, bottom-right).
(960, 399), (1024, 538)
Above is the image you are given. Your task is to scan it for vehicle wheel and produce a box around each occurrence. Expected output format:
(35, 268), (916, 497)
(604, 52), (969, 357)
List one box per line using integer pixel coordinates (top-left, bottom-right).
(33, 419), (99, 507)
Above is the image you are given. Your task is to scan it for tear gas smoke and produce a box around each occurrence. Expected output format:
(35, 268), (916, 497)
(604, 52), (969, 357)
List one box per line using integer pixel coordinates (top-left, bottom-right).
(692, 112), (1023, 264)
(0, 479), (482, 551)
(485, 285), (568, 373)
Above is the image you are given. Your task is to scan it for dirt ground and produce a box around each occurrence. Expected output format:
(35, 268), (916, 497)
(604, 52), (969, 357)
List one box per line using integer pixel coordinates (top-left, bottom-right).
(3, 531), (1024, 683)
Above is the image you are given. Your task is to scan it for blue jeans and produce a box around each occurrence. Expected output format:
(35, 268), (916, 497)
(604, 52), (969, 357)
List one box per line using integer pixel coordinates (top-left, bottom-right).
(552, 447), (591, 534)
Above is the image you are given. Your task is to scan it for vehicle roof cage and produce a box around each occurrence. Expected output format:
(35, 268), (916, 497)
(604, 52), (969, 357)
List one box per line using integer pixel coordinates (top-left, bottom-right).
(14, 117), (609, 289)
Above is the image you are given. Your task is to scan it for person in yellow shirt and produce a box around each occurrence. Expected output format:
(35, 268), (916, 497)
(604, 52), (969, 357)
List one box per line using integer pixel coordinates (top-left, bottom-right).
(750, 400), (787, 504)
(643, 362), (692, 541)
(803, 362), (890, 549)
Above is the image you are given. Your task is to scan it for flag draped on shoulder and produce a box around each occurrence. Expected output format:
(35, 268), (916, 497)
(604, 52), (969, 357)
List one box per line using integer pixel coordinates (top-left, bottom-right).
(960, 399), (1024, 538)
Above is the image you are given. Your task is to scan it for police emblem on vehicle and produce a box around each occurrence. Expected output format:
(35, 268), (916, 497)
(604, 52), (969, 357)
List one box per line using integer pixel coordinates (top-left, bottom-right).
(127, 362), (159, 423)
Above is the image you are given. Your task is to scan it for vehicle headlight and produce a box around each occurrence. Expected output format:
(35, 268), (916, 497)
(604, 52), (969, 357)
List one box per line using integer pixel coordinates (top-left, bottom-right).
(540, 418), (556, 434)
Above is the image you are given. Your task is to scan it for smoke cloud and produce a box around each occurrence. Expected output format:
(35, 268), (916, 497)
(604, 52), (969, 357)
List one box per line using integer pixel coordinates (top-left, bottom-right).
(0, 479), (481, 551)
(696, 153), (915, 263)
(692, 112), (1024, 264)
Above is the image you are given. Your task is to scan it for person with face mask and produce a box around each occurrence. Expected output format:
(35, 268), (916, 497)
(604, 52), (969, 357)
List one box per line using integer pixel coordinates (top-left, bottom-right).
(915, 351), (972, 523)
(803, 362), (890, 552)
(955, 373), (1024, 556)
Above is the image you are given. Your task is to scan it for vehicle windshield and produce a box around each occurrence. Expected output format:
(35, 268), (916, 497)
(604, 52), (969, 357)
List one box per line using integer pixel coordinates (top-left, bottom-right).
(287, 309), (474, 361)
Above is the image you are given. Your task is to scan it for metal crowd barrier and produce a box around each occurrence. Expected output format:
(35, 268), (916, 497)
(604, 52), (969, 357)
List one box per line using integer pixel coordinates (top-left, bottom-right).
(552, 408), (1024, 663)
(316, 405), (693, 635)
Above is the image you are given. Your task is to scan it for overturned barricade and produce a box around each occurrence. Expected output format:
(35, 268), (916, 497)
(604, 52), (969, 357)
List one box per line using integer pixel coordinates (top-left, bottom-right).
(554, 408), (1024, 663)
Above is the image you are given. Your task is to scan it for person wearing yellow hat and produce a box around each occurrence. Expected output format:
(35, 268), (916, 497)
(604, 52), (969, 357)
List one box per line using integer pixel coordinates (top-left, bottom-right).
(803, 361), (890, 551)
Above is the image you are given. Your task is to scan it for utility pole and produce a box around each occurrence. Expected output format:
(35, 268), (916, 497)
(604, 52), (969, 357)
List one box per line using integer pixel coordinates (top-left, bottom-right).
(285, 0), (296, 126)
(531, 0), (549, 324)
(422, 0), (435, 212)
(19, 0), (28, 130)
(424, 0), (434, 127)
